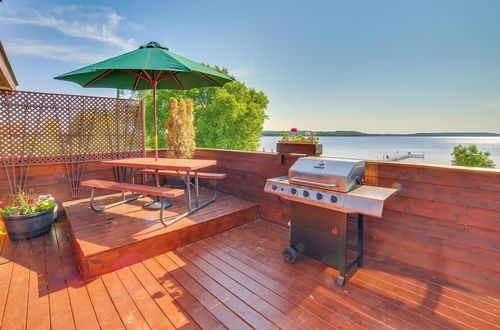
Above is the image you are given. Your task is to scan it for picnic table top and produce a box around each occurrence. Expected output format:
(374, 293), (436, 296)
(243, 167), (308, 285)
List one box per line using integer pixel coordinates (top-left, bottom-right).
(101, 157), (217, 171)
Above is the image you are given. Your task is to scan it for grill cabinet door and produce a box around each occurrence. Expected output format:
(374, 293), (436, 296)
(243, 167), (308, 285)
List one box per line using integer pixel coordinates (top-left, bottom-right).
(290, 202), (347, 272)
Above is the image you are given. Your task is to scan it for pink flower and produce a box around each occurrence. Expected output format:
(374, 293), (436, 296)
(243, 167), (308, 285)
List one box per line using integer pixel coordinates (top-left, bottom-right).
(290, 128), (298, 132)
(28, 199), (37, 205)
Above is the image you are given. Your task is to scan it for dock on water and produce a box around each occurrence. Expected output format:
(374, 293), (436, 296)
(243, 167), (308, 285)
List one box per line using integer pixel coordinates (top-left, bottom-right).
(383, 151), (425, 161)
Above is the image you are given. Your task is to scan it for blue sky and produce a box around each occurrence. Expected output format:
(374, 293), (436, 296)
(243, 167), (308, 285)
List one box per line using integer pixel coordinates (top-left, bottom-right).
(1, 0), (499, 133)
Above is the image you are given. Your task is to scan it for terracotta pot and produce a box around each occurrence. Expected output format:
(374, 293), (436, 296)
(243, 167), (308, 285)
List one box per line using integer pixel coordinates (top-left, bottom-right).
(276, 142), (323, 156)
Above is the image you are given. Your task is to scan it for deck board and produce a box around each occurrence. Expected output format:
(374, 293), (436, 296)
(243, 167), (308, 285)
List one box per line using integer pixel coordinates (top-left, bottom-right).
(0, 219), (498, 329)
(63, 187), (257, 279)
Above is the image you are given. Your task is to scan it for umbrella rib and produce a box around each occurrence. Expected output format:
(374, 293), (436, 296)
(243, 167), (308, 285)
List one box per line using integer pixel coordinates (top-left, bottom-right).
(133, 72), (143, 90)
(196, 71), (222, 87)
(154, 70), (162, 80)
(157, 71), (177, 82)
(84, 69), (114, 87)
(141, 70), (153, 81)
(123, 69), (152, 83)
(172, 74), (184, 89)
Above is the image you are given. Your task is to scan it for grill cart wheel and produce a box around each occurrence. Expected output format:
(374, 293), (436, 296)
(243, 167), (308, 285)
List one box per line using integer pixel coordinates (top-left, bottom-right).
(282, 246), (298, 264)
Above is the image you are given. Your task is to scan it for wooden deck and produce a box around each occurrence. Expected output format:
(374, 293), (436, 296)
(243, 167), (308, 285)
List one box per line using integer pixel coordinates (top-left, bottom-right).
(0, 219), (498, 329)
(63, 188), (257, 279)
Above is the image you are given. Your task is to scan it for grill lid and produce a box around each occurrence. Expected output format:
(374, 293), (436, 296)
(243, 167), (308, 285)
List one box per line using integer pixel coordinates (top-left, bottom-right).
(289, 157), (365, 192)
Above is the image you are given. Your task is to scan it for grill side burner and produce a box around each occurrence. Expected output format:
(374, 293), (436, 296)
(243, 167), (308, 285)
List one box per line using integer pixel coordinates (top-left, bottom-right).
(264, 157), (397, 286)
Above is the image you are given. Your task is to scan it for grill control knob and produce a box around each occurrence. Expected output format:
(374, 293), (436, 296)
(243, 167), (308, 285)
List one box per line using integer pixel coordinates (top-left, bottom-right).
(272, 185), (278, 191)
(290, 188), (297, 195)
(330, 195), (338, 203)
(316, 193), (323, 200)
(303, 190), (310, 198)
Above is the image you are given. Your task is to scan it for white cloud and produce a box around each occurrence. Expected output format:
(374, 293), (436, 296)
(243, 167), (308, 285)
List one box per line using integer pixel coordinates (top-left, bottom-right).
(4, 39), (111, 64)
(0, 5), (139, 51)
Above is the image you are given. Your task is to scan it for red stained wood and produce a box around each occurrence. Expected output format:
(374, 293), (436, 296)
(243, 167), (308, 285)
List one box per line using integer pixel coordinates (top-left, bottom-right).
(115, 267), (175, 329)
(101, 272), (150, 329)
(81, 179), (185, 198)
(53, 222), (100, 330)
(187, 242), (336, 330)
(365, 161), (500, 192)
(174, 246), (301, 329)
(63, 188), (257, 279)
(211, 224), (423, 329)
(141, 258), (224, 329)
(44, 229), (76, 330)
(0, 237), (16, 327)
(129, 262), (201, 329)
(2, 240), (30, 330)
(0, 219), (497, 328)
(219, 221), (499, 329)
(155, 253), (253, 329)
(141, 168), (227, 180)
(26, 236), (50, 330)
(101, 157), (216, 171)
(85, 278), (125, 329)
(1, 147), (499, 300)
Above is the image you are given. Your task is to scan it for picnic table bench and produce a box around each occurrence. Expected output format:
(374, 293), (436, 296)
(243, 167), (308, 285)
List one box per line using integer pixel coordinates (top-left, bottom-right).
(81, 179), (184, 225)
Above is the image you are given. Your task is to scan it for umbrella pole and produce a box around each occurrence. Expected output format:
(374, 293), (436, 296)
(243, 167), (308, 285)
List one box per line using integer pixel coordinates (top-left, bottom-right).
(144, 80), (172, 210)
(153, 81), (159, 161)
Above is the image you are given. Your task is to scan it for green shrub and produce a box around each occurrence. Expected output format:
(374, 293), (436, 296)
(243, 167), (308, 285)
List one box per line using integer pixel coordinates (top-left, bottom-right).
(451, 144), (496, 168)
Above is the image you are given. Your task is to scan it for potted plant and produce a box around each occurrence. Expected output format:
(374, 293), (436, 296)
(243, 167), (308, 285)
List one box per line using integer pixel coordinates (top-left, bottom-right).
(0, 191), (57, 241)
(164, 97), (196, 188)
(277, 128), (322, 155)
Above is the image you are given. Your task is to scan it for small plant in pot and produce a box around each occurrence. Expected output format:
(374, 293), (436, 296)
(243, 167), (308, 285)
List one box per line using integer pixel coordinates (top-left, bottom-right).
(164, 97), (196, 188)
(0, 191), (57, 241)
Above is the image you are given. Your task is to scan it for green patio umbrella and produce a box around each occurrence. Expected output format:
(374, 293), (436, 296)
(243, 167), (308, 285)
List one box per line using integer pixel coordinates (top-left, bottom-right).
(54, 41), (234, 160)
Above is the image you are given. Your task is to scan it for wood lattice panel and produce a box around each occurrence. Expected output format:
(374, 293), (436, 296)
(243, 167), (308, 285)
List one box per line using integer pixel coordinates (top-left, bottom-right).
(0, 90), (145, 166)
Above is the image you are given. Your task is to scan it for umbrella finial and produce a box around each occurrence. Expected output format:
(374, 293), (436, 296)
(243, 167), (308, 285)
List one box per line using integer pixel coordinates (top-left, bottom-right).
(139, 41), (169, 51)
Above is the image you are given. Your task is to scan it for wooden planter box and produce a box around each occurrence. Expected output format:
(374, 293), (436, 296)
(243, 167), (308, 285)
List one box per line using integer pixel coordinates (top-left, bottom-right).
(276, 142), (322, 155)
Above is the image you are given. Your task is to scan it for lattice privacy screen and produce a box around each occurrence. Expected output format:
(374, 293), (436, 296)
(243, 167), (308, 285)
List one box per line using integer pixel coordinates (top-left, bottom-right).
(0, 90), (145, 167)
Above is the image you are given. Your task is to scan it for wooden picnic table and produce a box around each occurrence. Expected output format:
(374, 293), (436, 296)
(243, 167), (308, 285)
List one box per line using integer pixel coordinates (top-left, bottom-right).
(100, 158), (219, 225)
(101, 158), (216, 171)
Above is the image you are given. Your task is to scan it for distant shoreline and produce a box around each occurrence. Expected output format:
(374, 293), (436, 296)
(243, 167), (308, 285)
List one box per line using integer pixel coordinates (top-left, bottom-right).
(262, 131), (500, 137)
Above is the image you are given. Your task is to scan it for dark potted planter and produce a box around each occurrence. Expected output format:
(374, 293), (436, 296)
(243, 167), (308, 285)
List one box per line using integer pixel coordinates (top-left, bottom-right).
(2, 207), (55, 241)
(276, 141), (323, 156)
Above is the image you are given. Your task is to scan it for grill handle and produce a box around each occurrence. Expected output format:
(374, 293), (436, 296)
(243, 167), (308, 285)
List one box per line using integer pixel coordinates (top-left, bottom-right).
(291, 178), (339, 188)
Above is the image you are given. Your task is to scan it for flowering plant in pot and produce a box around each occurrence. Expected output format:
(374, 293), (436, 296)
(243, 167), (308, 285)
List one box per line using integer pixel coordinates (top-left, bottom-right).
(280, 128), (319, 144)
(0, 191), (57, 241)
(277, 128), (322, 155)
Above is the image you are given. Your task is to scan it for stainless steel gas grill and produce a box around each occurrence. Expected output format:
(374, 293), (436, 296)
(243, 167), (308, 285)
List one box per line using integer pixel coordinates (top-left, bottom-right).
(264, 157), (397, 285)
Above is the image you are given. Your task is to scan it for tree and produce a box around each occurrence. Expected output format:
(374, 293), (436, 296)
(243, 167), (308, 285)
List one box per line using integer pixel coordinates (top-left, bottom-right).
(451, 144), (496, 168)
(140, 67), (268, 151)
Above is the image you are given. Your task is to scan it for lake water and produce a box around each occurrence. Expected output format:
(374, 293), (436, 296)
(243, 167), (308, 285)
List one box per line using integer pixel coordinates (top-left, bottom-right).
(259, 136), (500, 168)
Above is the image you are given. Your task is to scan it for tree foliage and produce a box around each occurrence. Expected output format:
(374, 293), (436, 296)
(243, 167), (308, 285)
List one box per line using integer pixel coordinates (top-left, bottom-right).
(140, 67), (268, 151)
(451, 144), (496, 168)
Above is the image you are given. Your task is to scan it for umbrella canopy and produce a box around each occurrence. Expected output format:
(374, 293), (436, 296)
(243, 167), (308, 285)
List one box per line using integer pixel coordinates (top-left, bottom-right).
(55, 41), (234, 160)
